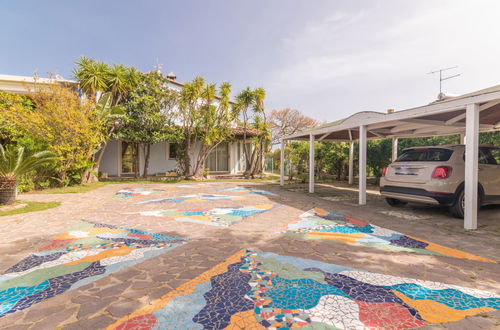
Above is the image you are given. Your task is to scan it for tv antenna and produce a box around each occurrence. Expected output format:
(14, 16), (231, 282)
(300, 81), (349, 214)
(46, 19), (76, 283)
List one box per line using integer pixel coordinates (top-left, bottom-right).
(428, 66), (460, 95)
(154, 57), (163, 72)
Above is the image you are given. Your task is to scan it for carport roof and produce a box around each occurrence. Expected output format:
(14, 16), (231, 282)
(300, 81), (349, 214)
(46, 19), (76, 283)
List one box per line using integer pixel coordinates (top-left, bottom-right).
(284, 84), (500, 142)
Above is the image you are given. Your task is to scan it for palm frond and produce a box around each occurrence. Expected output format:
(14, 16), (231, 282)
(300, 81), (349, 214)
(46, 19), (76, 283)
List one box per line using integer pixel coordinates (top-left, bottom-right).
(0, 144), (55, 178)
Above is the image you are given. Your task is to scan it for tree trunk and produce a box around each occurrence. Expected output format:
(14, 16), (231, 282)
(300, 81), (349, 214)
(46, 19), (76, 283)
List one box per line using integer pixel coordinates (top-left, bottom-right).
(247, 144), (259, 177)
(193, 154), (207, 179)
(143, 144), (151, 178)
(134, 143), (140, 178)
(0, 177), (16, 205)
(182, 133), (192, 178)
(81, 144), (107, 184)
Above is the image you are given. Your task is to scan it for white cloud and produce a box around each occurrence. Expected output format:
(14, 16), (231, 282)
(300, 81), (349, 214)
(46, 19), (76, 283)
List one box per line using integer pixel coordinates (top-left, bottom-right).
(264, 1), (500, 121)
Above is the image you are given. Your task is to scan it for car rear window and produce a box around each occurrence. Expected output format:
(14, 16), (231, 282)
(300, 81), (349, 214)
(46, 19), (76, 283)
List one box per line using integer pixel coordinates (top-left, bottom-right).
(396, 148), (453, 162)
(479, 147), (500, 165)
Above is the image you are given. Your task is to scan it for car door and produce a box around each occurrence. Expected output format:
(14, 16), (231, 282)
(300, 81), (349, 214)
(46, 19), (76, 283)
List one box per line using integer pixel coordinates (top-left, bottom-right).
(478, 147), (500, 197)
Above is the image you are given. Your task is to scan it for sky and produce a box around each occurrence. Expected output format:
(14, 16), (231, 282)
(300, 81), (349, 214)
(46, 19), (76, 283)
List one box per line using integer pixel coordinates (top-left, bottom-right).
(2, 0), (500, 123)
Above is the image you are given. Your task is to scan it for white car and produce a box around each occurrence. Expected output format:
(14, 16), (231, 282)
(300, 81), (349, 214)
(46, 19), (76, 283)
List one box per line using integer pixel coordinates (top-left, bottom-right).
(379, 145), (500, 218)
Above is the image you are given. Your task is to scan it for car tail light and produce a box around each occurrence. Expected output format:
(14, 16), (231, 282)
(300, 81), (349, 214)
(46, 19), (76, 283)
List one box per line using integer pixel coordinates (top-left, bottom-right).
(381, 166), (388, 177)
(432, 166), (452, 179)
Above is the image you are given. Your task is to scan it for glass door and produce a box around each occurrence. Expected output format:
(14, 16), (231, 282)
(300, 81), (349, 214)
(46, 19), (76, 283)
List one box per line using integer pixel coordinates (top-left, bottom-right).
(121, 142), (138, 175)
(206, 143), (229, 172)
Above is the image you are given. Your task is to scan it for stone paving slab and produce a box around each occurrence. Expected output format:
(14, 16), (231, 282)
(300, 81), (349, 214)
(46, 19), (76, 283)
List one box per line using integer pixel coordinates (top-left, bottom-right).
(0, 182), (497, 329)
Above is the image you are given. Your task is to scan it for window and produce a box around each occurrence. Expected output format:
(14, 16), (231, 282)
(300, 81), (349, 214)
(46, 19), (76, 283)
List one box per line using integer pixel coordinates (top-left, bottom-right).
(479, 148), (500, 165)
(168, 143), (178, 160)
(396, 148), (453, 162)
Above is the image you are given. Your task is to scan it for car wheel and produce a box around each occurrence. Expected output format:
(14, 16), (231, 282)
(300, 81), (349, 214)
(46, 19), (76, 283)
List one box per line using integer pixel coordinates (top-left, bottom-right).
(385, 198), (407, 207)
(450, 188), (482, 219)
(450, 189), (465, 218)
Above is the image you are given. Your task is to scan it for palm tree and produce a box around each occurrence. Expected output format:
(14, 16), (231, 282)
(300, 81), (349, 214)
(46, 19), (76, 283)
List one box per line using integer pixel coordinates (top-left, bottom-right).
(73, 56), (109, 99)
(106, 64), (138, 105)
(0, 145), (54, 204)
(235, 88), (256, 171)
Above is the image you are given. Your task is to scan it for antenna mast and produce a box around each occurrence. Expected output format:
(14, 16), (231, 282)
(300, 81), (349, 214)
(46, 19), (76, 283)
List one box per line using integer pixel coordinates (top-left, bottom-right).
(428, 66), (460, 98)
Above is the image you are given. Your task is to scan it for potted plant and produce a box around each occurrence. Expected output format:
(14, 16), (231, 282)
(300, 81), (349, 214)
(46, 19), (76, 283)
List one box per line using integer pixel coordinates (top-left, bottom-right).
(0, 144), (54, 204)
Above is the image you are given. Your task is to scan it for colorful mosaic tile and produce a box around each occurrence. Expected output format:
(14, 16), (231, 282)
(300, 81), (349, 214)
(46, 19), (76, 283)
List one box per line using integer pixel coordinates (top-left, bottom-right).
(217, 186), (277, 196)
(137, 193), (245, 205)
(112, 188), (166, 199)
(281, 208), (496, 263)
(129, 204), (277, 227)
(108, 249), (500, 329)
(0, 221), (188, 318)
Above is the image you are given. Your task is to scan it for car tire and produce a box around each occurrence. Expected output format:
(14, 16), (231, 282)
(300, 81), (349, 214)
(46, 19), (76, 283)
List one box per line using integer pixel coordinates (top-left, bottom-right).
(385, 198), (407, 207)
(450, 189), (465, 218)
(450, 188), (481, 219)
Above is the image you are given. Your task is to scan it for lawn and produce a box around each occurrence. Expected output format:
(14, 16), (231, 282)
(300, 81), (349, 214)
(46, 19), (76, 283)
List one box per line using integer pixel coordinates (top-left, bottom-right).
(29, 176), (280, 194)
(0, 201), (61, 216)
(33, 182), (109, 194)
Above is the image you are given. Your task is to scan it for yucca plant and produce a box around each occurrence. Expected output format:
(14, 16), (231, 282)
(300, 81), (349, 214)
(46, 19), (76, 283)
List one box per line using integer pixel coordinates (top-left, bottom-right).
(0, 144), (55, 204)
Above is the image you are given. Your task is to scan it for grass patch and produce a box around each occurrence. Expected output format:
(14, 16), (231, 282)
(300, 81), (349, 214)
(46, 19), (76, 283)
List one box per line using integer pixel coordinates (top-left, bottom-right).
(0, 201), (61, 216)
(27, 175), (279, 195)
(32, 182), (109, 194)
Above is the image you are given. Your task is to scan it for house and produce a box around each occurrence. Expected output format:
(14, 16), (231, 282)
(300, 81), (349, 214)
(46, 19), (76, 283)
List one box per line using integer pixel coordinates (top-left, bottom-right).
(100, 74), (257, 177)
(0, 73), (257, 177)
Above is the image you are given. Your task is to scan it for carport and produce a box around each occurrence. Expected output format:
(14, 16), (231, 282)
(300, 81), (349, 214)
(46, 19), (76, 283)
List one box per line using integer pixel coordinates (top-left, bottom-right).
(280, 85), (500, 230)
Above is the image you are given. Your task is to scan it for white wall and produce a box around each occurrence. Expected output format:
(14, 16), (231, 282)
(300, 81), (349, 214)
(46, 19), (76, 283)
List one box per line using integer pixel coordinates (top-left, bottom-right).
(100, 139), (248, 176)
(99, 140), (120, 176)
(147, 142), (178, 174)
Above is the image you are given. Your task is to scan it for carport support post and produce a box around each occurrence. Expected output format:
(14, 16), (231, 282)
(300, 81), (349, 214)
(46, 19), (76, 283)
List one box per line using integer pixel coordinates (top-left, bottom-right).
(464, 103), (479, 230)
(309, 134), (315, 193)
(392, 138), (398, 162)
(359, 125), (367, 205)
(348, 141), (354, 185)
(280, 139), (285, 186)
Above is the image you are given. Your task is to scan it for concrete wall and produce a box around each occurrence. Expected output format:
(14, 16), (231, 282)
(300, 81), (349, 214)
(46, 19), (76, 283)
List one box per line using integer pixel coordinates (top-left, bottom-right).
(99, 140), (120, 176)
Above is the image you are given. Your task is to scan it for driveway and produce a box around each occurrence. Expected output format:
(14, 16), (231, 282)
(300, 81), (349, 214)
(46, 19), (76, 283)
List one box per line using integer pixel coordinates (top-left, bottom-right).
(0, 181), (498, 329)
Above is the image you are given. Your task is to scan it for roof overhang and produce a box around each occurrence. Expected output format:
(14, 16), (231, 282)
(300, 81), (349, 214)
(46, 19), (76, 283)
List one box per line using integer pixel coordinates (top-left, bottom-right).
(284, 85), (500, 142)
(0, 74), (76, 94)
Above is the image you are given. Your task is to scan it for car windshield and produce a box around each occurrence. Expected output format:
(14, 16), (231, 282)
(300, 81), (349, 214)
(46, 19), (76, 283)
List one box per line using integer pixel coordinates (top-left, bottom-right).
(396, 148), (453, 162)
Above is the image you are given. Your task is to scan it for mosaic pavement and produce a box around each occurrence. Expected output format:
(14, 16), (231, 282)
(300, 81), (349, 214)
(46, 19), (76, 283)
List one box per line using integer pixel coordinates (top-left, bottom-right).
(176, 183), (222, 189)
(129, 204), (277, 227)
(112, 188), (166, 199)
(217, 186), (277, 196)
(0, 221), (188, 318)
(137, 193), (246, 205)
(281, 208), (496, 263)
(108, 249), (500, 329)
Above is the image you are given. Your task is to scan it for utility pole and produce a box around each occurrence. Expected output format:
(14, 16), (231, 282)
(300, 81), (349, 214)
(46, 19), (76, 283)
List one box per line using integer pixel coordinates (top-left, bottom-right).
(428, 66), (460, 99)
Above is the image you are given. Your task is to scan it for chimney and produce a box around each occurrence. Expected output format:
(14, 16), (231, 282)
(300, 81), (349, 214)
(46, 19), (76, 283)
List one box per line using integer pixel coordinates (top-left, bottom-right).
(167, 72), (177, 80)
(387, 109), (395, 114)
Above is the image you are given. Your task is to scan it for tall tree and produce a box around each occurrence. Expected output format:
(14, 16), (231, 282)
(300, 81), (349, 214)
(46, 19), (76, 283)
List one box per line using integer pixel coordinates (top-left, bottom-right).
(117, 70), (179, 177)
(73, 57), (139, 180)
(269, 108), (319, 146)
(234, 87), (268, 177)
(177, 77), (239, 178)
(1, 82), (106, 185)
(177, 77), (205, 177)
